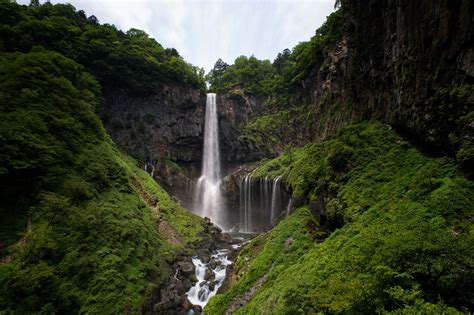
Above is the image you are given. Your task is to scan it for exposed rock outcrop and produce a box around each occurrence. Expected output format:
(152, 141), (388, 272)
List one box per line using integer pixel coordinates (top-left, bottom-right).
(102, 85), (261, 167)
(236, 0), (473, 174)
(217, 91), (261, 165)
(311, 0), (474, 170)
(102, 85), (206, 164)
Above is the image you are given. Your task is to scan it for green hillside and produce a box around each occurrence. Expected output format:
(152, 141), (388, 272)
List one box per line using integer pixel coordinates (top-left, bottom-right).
(0, 39), (205, 315)
(206, 121), (473, 314)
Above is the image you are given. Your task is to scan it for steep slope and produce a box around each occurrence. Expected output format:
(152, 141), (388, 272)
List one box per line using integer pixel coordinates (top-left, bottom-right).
(208, 1), (474, 174)
(0, 49), (210, 314)
(206, 121), (474, 314)
(0, 0), (209, 175)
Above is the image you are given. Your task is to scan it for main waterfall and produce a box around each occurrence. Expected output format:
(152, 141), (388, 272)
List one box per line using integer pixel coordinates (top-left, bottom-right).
(193, 93), (224, 228)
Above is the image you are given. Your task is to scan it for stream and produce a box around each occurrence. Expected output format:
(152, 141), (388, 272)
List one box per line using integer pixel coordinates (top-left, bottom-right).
(185, 234), (251, 313)
(186, 249), (232, 308)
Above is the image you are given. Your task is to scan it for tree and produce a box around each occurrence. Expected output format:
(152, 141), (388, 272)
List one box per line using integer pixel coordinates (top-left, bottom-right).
(213, 58), (228, 73)
(164, 48), (180, 58)
(273, 48), (291, 74)
(87, 14), (98, 24)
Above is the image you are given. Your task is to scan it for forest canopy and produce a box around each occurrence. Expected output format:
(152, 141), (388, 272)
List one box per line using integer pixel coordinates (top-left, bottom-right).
(0, 0), (206, 95)
(206, 9), (344, 96)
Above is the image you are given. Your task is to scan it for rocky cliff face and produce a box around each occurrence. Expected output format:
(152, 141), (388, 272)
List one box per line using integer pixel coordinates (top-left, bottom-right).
(101, 85), (262, 204)
(237, 0), (473, 174)
(349, 0), (472, 150)
(103, 86), (260, 166)
(217, 91), (261, 166)
(102, 85), (207, 165)
(308, 0), (473, 170)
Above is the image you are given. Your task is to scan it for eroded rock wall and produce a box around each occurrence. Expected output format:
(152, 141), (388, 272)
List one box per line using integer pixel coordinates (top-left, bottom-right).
(217, 91), (262, 165)
(102, 85), (207, 164)
(307, 0), (473, 167)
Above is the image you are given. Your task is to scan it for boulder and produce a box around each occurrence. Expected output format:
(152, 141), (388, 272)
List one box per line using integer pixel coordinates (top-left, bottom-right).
(178, 261), (195, 277)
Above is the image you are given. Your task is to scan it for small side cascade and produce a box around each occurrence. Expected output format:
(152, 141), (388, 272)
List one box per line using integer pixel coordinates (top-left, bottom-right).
(144, 161), (155, 177)
(270, 175), (283, 222)
(285, 198), (293, 217)
(239, 174), (289, 232)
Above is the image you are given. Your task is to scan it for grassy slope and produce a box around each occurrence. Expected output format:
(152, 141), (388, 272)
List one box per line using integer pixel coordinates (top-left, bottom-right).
(0, 50), (205, 313)
(206, 121), (473, 314)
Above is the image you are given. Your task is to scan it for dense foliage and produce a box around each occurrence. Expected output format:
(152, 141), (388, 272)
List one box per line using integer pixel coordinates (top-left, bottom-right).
(0, 0), (206, 95)
(206, 10), (344, 96)
(207, 121), (474, 314)
(0, 47), (205, 313)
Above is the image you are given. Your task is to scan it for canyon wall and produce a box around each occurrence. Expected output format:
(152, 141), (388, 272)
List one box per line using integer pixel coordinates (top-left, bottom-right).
(102, 85), (206, 165)
(236, 0), (473, 174)
(102, 85), (262, 206)
(314, 0), (473, 168)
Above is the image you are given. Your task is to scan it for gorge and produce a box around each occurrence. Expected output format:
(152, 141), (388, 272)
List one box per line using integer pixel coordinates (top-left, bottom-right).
(0, 0), (473, 314)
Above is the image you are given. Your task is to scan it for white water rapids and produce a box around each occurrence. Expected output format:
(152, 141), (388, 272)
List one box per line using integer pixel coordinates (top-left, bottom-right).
(186, 249), (232, 308)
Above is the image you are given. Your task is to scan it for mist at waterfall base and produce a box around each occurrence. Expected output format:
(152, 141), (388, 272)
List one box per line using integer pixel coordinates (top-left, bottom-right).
(191, 93), (292, 233)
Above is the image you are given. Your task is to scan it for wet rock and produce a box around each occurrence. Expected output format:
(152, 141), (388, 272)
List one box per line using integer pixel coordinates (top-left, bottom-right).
(178, 261), (195, 277)
(175, 280), (187, 295)
(208, 279), (219, 292)
(204, 269), (215, 282)
(189, 274), (198, 284)
(200, 254), (211, 264)
(209, 258), (221, 270)
(192, 305), (202, 314)
(181, 297), (192, 311)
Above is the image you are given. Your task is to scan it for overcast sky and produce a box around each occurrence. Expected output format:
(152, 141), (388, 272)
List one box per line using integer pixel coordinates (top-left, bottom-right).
(19, 0), (335, 72)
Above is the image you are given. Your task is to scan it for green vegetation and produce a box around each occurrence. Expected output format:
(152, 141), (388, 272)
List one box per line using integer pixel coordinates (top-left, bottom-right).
(207, 10), (344, 96)
(0, 0), (206, 95)
(207, 56), (276, 95)
(0, 48), (205, 313)
(207, 121), (474, 314)
(238, 104), (315, 152)
(0, 2), (211, 311)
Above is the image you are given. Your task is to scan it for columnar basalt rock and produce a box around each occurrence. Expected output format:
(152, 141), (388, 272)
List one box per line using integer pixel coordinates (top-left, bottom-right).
(216, 92), (262, 164)
(102, 86), (262, 168)
(102, 85), (207, 164)
(305, 0), (473, 167)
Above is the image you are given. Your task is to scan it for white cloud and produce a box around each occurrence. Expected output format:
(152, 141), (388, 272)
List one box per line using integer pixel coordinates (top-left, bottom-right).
(17, 0), (335, 71)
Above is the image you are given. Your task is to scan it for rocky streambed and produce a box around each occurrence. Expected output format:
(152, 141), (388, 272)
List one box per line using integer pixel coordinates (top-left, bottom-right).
(186, 249), (232, 312)
(150, 220), (249, 315)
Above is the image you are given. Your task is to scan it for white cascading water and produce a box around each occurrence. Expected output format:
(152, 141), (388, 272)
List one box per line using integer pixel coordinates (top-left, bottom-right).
(270, 175), (282, 222)
(144, 162), (155, 178)
(186, 249), (232, 307)
(239, 174), (288, 232)
(285, 198), (293, 217)
(193, 93), (224, 227)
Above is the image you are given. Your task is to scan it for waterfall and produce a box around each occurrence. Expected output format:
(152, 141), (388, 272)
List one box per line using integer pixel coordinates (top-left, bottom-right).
(263, 177), (269, 221)
(193, 93), (224, 228)
(240, 175), (252, 233)
(144, 161), (155, 177)
(270, 175), (282, 222)
(239, 174), (288, 232)
(286, 198), (293, 217)
(150, 164), (155, 178)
